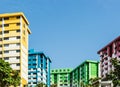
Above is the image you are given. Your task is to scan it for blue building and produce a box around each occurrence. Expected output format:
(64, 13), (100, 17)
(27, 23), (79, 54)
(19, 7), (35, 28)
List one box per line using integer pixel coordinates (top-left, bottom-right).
(28, 49), (51, 87)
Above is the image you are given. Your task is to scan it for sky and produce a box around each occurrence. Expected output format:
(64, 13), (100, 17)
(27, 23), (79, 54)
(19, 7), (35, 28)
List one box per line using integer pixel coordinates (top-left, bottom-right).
(0, 0), (120, 69)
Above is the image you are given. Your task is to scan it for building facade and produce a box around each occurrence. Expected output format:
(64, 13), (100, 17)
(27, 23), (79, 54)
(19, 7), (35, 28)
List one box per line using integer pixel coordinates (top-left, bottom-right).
(98, 36), (120, 78)
(70, 60), (99, 87)
(51, 60), (99, 87)
(51, 68), (73, 87)
(97, 36), (120, 87)
(0, 12), (31, 87)
(28, 49), (51, 87)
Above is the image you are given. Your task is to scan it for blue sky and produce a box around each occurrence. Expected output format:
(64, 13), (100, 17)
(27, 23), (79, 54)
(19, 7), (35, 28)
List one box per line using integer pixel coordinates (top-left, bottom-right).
(0, 0), (120, 69)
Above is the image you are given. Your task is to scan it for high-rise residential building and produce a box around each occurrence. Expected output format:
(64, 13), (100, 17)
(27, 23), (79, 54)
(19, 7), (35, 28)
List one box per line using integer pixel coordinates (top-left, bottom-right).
(70, 60), (99, 87)
(50, 60), (99, 87)
(97, 36), (120, 86)
(28, 49), (51, 87)
(98, 36), (120, 78)
(0, 12), (31, 87)
(50, 68), (73, 87)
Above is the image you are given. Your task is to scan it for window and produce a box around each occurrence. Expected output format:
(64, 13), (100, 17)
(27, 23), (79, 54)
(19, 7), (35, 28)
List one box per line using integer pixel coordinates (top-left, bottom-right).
(16, 63), (20, 66)
(33, 82), (37, 84)
(33, 73), (36, 75)
(16, 23), (20, 26)
(28, 73), (31, 75)
(33, 59), (36, 61)
(4, 24), (9, 27)
(0, 38), (2, 41)
(16, 50), (20, 53)
(33, 78), (36, 79)
(28, 82), (31, 84)
(60, 84), (63, 86)
(4, 37), (9, 40)
(0, 18), (2, 21)
(4, 44), (9, 47)
(4, 31), (9, 34)
(4, 57), (9, 60)
(0, 25), (2, 28)
(4, 17), (9, 20)
(0, 31), (2, 34)
(41, 59), (43, 62)
(16, 56), (20, 59)
(16, 30), (20, 32)
(33, 64), (37, 66)
(64, 84), (68, 86)
(4, 51), (9, 53)
(16, 36), (20, 39)
(41, 64), (43, 67)
(16, 43), (20, 46)
(33, 68), (36, 70)
(0, 51), (2, 54)
(64, 80), (67, 82)
(16, 16), (20, 19)
(16, 70), (20, 73)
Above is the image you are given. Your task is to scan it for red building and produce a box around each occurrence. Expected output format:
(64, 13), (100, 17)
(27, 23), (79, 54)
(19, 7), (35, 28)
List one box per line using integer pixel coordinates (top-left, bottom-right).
(98, 36), (120, 79)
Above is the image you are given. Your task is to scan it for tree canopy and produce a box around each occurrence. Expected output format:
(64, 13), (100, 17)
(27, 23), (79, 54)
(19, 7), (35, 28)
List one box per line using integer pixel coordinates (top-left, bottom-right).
(105, 58), (120, 87)
(0, 59), (20, 87)
(35, 82), (47, 87)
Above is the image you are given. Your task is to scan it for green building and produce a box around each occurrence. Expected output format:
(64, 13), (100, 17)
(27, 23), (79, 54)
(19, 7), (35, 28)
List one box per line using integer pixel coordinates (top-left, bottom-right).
(50, 68), (73, 87)
(50, 60), (99, 87)
(70, 60), (99, 87)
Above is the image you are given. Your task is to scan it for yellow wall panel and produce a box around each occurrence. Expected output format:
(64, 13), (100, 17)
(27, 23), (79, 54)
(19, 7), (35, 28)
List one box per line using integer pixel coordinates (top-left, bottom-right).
(4, 20), (20, 24)
(4, 33), (20, 37)
(3, 40), (20, 44)
(4, 26), (20, 30)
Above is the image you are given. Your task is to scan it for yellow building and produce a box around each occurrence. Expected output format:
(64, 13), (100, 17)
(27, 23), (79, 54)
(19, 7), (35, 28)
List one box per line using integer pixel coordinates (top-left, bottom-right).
(0, 12), (31, 87)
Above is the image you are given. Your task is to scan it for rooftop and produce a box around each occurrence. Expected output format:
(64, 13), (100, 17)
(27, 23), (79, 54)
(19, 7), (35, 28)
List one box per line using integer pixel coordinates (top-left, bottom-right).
(97, 36), (120, 54)
(0, 12), (31, 34)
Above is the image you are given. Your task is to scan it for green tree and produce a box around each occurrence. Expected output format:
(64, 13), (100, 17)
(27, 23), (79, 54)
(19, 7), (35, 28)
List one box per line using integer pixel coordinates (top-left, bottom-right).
(0, 59), (20, 87)
(105, 58), (120, 87)
(11, 70), (20, 87)
(50, 84), (57, 87)
(89, 77), (101, 87)
(80, 81), (85, 87)
(35, 82), (47, 87)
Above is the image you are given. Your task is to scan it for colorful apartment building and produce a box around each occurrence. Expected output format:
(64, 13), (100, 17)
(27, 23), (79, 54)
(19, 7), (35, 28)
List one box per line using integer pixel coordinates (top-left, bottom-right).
(70, 60), (99, 87)
(28, 49), (51, 87)
(51, 68), (73, 87)
(97, 36), (120, 86)
(51, 60), (99, 87)
(98, 36), (120, 78)
(0, 12), (31, 87)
